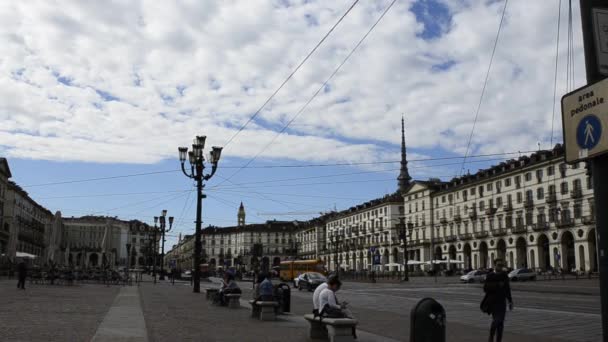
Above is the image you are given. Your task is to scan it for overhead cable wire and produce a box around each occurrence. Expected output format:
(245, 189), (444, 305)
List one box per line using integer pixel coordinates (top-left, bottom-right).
(459, 0), (509, 176)
(222, 0), (360, 148)
(215, 0), (399, 187)
(23, 170), (179, 188)
(550, 0), (562, 148)
(19, 150), (538, 189)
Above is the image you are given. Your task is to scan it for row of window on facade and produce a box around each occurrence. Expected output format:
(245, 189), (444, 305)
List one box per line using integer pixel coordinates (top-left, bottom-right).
(403, 179), (590, 226)
(327, 205), (399, 228)
(441, 168), (588, 205)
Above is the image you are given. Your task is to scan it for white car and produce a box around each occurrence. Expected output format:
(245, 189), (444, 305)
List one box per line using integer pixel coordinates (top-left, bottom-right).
(508, 268), (536, 281)
(181, 270), (192, 280)
(293, 272), (327, 291)
(460, 270), (487, 283)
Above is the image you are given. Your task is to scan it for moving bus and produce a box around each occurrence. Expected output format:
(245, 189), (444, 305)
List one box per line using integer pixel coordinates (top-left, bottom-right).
(279, 259), (326, 281)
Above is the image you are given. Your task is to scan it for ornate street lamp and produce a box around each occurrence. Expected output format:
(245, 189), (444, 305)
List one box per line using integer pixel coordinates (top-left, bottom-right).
(179, 136), (222, 293)
(159, 210), (174, 280)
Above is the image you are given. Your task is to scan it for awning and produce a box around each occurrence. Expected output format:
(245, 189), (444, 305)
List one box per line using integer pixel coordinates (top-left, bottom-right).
(16, 252), (38, 259)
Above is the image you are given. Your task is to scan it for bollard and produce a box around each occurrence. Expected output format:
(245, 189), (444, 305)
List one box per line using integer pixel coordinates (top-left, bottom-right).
(410, 298), (446, 342)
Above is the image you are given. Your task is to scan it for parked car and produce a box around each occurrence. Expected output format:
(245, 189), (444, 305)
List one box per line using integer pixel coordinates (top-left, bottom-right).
(181, 270), (192, 280)
(294, 272), (327, 291)
(460, 270), (487, 283)
(508, 268), (536, 281)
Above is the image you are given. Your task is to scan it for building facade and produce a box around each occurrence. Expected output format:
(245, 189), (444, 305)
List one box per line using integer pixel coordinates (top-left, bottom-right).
(403, 145), (597, 273)
(321, 193), (405, 272)
(0, 158), (11, 255)
(62, 216), (156, 269)
(294, 218), (325, 260)
(4, 181), (54, 260)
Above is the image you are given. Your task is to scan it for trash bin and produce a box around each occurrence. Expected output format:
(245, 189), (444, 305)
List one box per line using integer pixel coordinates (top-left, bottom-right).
(410, 297), (445, 342)
(274, 283), (291, 313)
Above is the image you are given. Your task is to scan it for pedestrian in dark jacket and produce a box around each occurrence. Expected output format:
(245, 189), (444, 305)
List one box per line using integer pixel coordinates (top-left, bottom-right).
(17, 261), (27, 290)
(483, 259), (513, 342)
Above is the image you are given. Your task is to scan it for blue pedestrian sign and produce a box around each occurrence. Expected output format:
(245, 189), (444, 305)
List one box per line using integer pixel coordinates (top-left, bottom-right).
(576, 115), (602, 150)
(562, 77), (608, 163)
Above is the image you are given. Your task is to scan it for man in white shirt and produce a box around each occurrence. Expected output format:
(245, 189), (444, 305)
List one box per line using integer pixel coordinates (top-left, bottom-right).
(313, 274), (338, 314)
(318, 276), (343, 314)
(318, 276), (357, 339)
(312, 281), (328, 315)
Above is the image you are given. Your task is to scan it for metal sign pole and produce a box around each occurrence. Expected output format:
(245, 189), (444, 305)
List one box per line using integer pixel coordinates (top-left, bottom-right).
(580, 1), (608, 340)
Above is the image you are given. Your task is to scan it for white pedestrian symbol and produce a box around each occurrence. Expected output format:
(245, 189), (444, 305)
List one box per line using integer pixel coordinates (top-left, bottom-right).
(584, 120), (595, 146)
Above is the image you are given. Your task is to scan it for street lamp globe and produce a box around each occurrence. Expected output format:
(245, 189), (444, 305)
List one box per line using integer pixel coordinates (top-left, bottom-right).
(196, 135), (206, 149)
(178, 147), (188, 162)
(211, 146), (223, 164)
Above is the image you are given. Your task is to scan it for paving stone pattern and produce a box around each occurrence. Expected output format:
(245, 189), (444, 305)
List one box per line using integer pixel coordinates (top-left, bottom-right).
(0, 280), (119, 342)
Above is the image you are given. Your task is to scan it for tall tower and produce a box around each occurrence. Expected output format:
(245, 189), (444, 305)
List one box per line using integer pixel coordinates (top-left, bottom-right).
(238, 202), (246, 227)
(397, 116), (412, 194)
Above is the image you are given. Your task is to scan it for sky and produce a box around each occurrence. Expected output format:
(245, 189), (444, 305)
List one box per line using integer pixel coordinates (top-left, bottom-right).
(0, 0), (587, 249)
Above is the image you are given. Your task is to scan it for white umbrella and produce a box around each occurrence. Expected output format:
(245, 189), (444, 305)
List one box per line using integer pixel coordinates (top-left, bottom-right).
(16, 252), (37, 259)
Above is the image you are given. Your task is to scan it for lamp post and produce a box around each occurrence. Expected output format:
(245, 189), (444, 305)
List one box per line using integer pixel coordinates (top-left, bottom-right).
(398, 217), (409, 281)
(178, 136), (223, 293)
(126, 242), (132, 285)
(158, 210), (174, 280)
(152, 216), (159, 284)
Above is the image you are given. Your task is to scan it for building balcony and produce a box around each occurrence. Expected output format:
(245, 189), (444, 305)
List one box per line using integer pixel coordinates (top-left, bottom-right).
(524, 199), (534, 209)
(512, 224), (527, 234)
(485, 207), (497, 216)
(431, 237), (443, 244)
(546, 193), (557, 204)
(444, 235), (457, 243)
(468, 211), (477, 220)
(474, 231), (489, 239)
(491, 228), (507, 237)
(582, 215), (596, 225)
(556, 219), (574, 229)
(532, 222), (550, 232)
(459, 233), (473, 241)
(454, 214), (462, 222)
(419, 238), (431, 245)
(439, 217), (448, 224)
(407, 223), (414, 229)
(571, 188), (583, 199)
(504, 202), (513, 211)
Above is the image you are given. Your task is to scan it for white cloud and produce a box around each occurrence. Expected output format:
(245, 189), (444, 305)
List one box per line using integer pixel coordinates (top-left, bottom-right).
(0, 0), (586, 166)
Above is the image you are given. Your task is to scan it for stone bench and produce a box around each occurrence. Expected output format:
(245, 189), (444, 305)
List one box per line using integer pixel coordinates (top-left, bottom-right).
(249, 300), (279, 321)
(226, 294), (241, 309)
(304, 314), (358, 342)
(205, 288), (219, 301)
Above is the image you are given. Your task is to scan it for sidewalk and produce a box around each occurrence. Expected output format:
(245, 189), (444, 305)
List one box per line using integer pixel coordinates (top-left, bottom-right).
(92, 286), (148, 342)
(138, 281), (397, 342)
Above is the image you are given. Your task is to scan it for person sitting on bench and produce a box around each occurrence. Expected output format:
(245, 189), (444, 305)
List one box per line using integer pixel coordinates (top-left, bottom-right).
(255, 273), (275, 302)
(318, 277), (357, 339)
(215, 271), (241, 306)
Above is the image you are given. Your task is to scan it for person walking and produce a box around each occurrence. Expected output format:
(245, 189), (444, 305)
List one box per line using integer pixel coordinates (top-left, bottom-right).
(17, 260), (27, 290)
(482, 259), (513, 342)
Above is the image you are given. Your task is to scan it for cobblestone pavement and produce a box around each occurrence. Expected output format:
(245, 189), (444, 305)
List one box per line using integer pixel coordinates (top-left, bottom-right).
(139, 281), (313, 342)
(0, 279), (119, 342)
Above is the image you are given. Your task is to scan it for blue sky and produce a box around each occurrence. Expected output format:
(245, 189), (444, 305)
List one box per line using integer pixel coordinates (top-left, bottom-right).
(0, 0), (586, 249)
